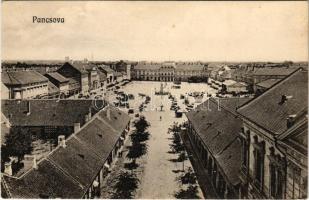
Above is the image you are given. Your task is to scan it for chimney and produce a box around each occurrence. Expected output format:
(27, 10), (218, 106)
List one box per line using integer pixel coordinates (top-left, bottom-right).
(106, 107), (111, 120)
(287, 114), (297, 128)
(74, 122), (80, 133)
(4, 160), (13, 176)
(24, 154), (38, 170)
(281, 95), (287, 104)
(26, 101), (31, 116)
(87, 107), (92, 121)
(58, 135), (66, 148)
(33, 155), (38, 170)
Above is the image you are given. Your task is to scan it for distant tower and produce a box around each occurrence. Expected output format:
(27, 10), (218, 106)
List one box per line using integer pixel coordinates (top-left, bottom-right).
(65, 56), (70, 62)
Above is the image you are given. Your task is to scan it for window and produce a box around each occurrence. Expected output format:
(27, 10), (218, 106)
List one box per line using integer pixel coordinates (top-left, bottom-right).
(254, 149), (263, 183)
(242, 139), (248, 167)
(253, 136), (265, 188)
(269, 156), (284, 198)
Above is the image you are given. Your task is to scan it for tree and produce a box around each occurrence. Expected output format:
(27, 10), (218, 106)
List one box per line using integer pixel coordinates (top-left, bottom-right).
(178, 167), (197, 185)
(112, 170), (139, 199)
(169, 131), (184, 154)
(174, 185), (200, 199)
(133, 116), (150, 134)
(4, 128), (33, 162)
(130, 131), (150, 144)
(126, 142), (148, 165)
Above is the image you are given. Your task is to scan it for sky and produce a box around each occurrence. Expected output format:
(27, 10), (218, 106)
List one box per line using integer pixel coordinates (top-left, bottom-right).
(2, 1), (308, 62)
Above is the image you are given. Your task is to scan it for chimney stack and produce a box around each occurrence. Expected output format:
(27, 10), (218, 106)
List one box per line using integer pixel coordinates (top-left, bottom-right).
(58, 135), (66, 148)
(281, 95), (287, 104)
(26, 101), (31, 116)
(74, 123), (80, 133)
(85, 107), (92, 122)
(4, 160), (13, 176)
(24, 154), (38, 170)
(33, 155), (38, 170)
(287, 114), (297, 128)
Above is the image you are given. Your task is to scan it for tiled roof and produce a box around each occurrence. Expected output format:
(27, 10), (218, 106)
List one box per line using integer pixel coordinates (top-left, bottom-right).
(45, 72), (69, 83)
(72, 62), (97, 72)
(99, 65), (115, 73)
(2, 159), (84, 198)
(252, 67), (297, 76)
(238, 69), (308, 135)
(175, 63), (205, 71)
(98, 105), (131, 132)
(1, 71), (48, 86)
(60, 62), (88, 74)
(2, 106), (130, 198)
(48, 137), (104, 187)
(75, 118), (120, 158)
(133, 63), (163, 70)
(187, 98), (251, 185)
(215, 138), (242, 185)
(196, 97), (252, 115)
(1, 100), (103, 127)
(256, 78), (281, 89)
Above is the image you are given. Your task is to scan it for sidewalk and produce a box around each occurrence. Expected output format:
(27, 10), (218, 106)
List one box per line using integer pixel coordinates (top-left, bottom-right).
(180, 131), (219, 199)
(100, 122), (148, 198)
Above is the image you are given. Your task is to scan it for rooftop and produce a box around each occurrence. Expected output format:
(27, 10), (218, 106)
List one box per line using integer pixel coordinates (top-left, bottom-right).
(252, 67), (297, 76)
(187, 97), (251, 185)
(2, 106), (130, 198)
(1, 99), (104, 127)
(45, 72), (69, 83)
(1, 71), (48, 86)
(256, 78), (281, 89)
(238, 68), (308, 135)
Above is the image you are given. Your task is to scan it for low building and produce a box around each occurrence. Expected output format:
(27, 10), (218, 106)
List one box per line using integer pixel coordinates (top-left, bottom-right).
(1, 99), (105, 141)
(1, 106), (131, 198)
(98, 65), (115, 84)
(186, 97), (251, 198)
(222, 80), (248, 94)
(57, 62), (89, 95)
(1, 71), (49, 99)
(44, 72), (70, 97)
(237, 68), (308, 199)
(131, 62), (207, 82)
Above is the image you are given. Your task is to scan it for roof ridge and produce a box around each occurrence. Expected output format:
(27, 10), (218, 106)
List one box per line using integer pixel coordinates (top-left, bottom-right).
(237, 67), (302, 112)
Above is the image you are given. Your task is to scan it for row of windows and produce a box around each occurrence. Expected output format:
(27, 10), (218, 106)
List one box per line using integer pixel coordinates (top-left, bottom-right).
(25, 84), (47, 91)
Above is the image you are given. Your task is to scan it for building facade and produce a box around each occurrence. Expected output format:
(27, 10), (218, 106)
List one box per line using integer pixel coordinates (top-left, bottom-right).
(1, 71), (49, 99)
(131, 62), (207, 82)
(237, 68), (308, 199)
(1, 105), (130, 199)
